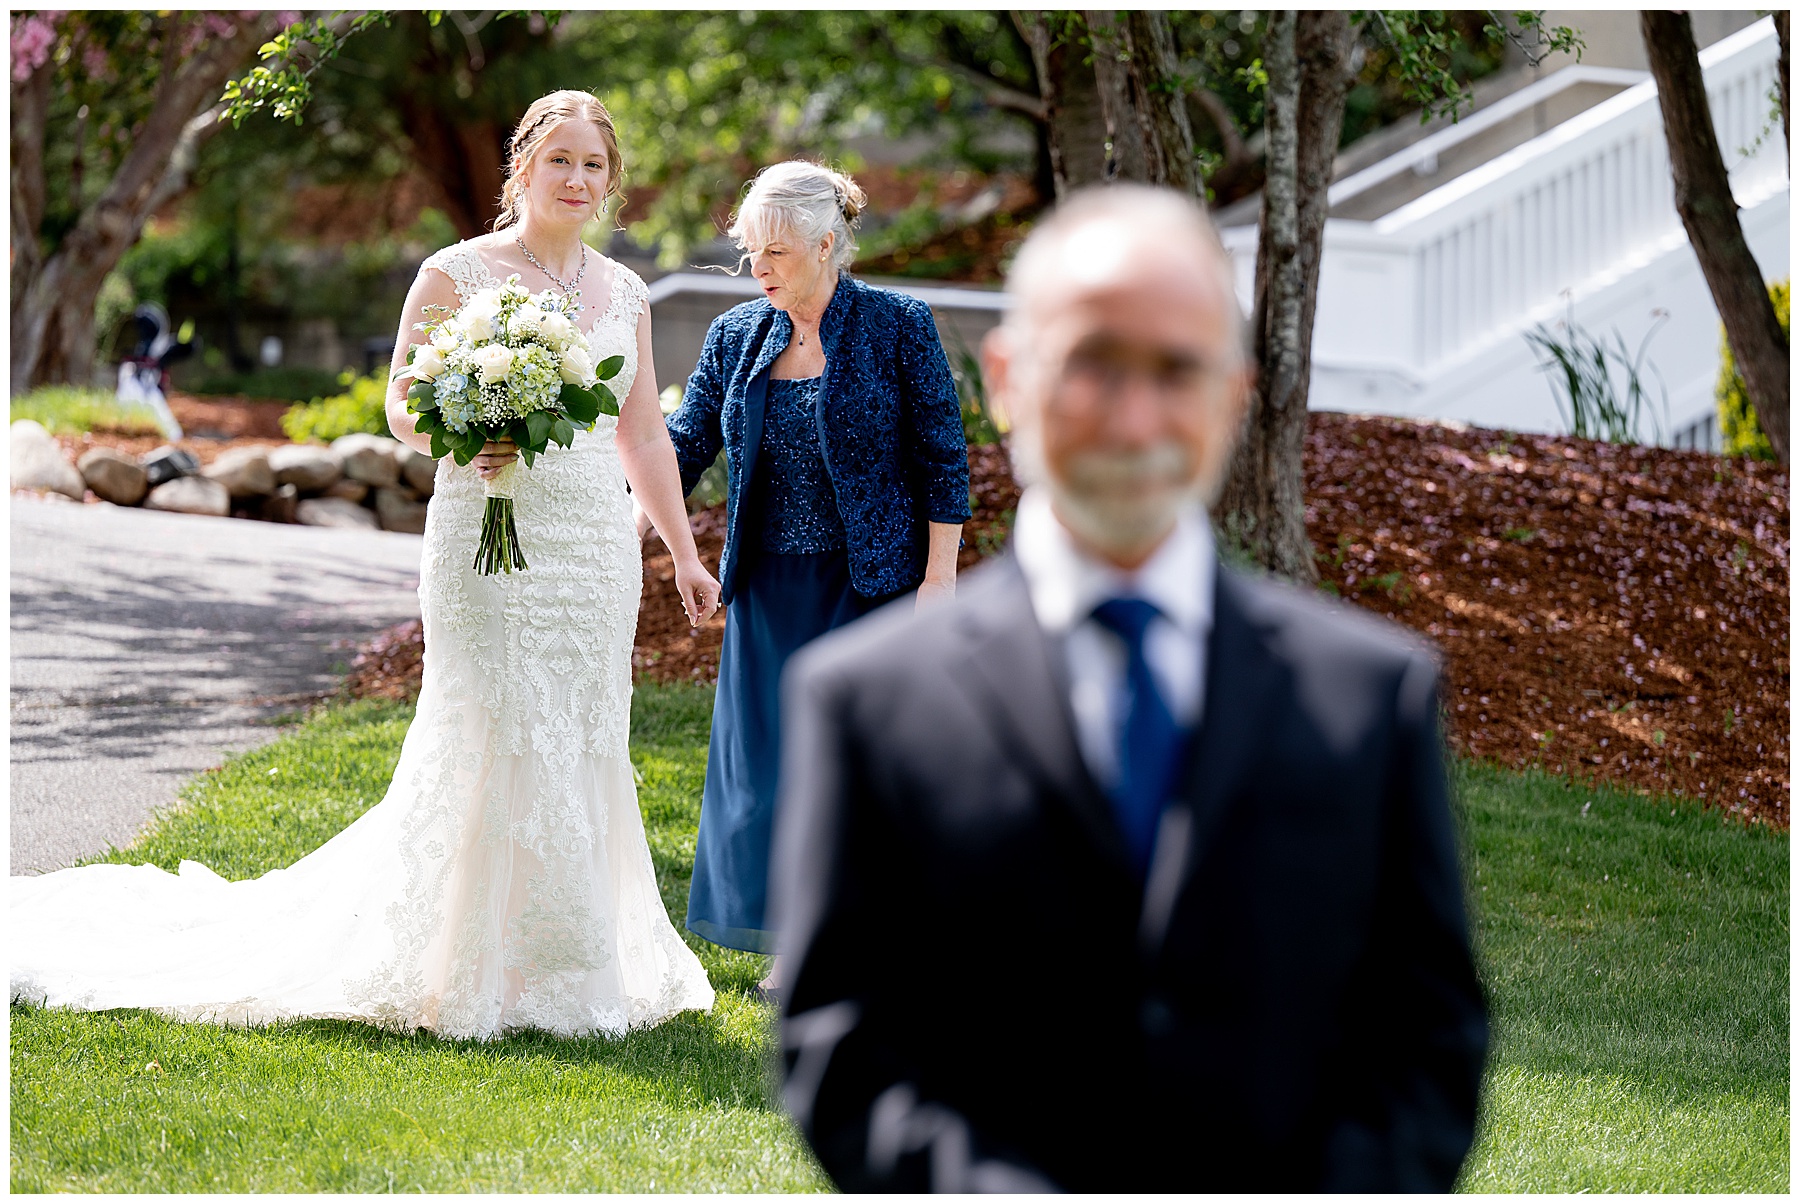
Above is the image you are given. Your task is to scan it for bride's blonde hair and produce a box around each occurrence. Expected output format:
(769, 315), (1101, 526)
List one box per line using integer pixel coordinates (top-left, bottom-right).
(494, 90), (623, 231)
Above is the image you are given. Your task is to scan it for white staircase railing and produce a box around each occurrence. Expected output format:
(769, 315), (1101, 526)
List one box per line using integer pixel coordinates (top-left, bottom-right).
(1225, 16), (1786, 385)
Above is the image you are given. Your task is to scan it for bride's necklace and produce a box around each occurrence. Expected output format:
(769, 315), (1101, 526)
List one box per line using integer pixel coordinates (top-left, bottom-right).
(515, 236), (588, 297)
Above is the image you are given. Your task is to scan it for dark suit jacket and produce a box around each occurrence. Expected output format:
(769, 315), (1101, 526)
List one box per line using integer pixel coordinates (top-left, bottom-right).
(770, 553), (1488, 1193)
(663, 274), (972, 604)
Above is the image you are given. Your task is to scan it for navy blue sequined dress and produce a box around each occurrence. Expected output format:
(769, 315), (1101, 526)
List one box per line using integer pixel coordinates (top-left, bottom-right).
(686, 378), (895, 953)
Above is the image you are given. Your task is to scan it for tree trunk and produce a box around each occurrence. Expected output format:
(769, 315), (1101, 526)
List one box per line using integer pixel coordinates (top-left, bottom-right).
(11, 14), (274, 392)
(1218, 11), (1356, 583)
(1014, 12), (1110, 195)
(1642, 11), (1790, 463)
(11, 57), (54, 393)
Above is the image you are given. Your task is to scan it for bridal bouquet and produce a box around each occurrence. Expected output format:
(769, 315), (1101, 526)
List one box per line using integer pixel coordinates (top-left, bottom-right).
(402, 276), (621, 574)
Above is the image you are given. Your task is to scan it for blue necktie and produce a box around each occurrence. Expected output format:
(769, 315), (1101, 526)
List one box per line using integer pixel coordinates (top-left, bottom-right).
(1090, 597), (1183, 876)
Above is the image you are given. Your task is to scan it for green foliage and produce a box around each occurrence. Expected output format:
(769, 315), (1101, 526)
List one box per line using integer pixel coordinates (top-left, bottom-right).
(1524, 306), (1670, 445)
(185, 365), (346, 403)
(221, 13), (410, 126)
(9, 385), (162, 437)
(1355, 11), (1584, 128)
(281, 370), (393, 443)
(1716, 278), (1787, 461)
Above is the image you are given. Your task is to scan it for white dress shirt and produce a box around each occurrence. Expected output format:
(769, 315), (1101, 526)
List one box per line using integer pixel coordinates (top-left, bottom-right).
(1011, 486), (1216, 790)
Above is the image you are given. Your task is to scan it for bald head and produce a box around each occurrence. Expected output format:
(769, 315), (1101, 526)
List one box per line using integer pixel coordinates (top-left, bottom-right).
(983, 185), (1253, 567)
(1004, 185), (1246, 367)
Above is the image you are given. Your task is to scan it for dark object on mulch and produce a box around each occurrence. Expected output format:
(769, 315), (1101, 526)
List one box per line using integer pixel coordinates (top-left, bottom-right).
(344, 419), (1788, 826)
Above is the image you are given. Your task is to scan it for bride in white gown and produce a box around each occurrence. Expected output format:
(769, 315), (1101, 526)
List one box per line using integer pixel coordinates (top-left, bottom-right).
(10, 91), (721, 1041)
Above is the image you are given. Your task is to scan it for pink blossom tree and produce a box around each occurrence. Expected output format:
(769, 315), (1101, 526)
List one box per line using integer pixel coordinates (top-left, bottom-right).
(10, 11), (296, 391)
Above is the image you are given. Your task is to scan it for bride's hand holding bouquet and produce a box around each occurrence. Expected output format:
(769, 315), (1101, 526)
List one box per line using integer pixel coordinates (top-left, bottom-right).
(400, 275), (621, 574)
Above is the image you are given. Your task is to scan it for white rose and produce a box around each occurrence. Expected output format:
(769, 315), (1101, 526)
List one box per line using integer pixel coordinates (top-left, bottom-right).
(429, 327), (458, 352)
(509, 305), (546, 340)
(411, 344), (446, 381)
(538, 311), (577, 348)
(474, 343), (515, 386)
(463, 313), (495, 343)
(559, 342), (596, 386)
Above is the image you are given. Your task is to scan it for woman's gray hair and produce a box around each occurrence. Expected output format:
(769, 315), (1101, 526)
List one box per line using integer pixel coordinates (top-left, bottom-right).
(729, 161), (867, 272)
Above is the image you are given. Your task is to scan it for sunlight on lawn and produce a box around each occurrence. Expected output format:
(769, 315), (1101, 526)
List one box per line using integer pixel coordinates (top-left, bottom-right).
(10, 688), (1787, 1192)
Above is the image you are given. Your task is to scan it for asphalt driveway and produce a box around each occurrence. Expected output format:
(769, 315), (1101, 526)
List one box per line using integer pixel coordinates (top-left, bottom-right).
(10, 496), (424, 873)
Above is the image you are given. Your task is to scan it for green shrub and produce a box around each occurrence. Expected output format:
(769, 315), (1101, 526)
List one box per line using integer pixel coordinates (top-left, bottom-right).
(184, 364), (345, 403)
(1716, 278), (1788, 461)
(10, 385), (162, 437)
(280, 369), (392, 443)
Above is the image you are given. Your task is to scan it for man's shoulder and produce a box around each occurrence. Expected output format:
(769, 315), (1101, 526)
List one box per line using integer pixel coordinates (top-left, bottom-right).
(1225, 563), (1440, 678)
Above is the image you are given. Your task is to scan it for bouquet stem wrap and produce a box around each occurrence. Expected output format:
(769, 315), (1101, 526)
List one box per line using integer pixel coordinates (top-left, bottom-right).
(475, 460), (527, 575)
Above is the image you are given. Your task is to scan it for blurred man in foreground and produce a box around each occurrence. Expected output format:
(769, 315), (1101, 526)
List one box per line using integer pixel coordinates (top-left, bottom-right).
(771, 185), (1487, 1193)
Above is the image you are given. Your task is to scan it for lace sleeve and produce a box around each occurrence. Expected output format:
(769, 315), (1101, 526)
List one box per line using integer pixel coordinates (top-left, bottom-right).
(612, 264), (650, 321)
(420, 243), (494, 306)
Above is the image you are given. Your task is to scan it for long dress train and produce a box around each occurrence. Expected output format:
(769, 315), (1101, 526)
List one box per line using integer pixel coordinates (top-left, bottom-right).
(10, 244), (714, 1040)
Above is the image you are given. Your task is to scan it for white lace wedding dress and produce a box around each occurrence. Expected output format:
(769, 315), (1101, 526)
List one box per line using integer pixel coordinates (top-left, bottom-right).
(10, 243), (715, 1040)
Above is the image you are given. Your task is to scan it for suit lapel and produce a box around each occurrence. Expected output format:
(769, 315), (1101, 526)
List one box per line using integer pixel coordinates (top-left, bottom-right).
(949, 557), (1132, 870)
(1140, 568), (1281, 954)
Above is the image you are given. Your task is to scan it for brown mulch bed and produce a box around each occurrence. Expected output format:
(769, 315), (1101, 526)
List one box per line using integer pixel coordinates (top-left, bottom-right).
(341, 416), (1789, 826)
(1305, 412), (1787, 827)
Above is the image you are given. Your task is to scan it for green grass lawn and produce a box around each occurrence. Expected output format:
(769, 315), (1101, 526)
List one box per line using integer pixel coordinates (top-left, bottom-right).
(11, 687), (1787, 1192)
(11, 384), (162, 437)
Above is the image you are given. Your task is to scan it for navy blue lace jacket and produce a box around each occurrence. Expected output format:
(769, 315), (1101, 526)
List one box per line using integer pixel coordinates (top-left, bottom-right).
(665, 274), (972, 604)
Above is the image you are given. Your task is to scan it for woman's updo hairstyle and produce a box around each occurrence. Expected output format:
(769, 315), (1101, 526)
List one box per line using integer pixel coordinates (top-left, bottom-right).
(494, 89), (623, 231)
(728, 160), (867, 272)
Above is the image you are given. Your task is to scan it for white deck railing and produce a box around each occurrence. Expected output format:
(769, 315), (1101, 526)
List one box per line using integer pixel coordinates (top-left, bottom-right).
(1226, 16), (1786, 382)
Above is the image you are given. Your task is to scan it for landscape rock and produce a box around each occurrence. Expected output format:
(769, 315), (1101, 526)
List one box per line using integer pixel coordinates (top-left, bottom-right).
(267, 444), (341, 492)
(10, 420), (86, 500)
(331, 433), (401, 489)
(143, 476), (230, 517)
(263, 483), (300, 524)
(202, 446), (276, 498)
(296, 496), (381, 529)
(396, 444), (437, 495)
(141, 445), (200, 486)
(77, 447), (150, 506)
(322, 478), (369, 504)
(375, 487), (430, 535)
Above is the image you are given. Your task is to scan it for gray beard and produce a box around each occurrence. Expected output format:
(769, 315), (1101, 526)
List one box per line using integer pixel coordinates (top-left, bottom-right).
(1010, 426), (1199, 559)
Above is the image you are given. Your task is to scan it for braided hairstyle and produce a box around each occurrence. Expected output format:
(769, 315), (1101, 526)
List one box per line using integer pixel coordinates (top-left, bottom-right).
(494, 90), (623, 231)
(729, 160), (868, 271)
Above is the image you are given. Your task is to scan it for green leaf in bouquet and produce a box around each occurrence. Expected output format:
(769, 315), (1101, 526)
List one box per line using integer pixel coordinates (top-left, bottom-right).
(551, 417), (576, 448)
(596, 354), (625, 381)
(407, 380), (438, 412)
(594, 383), (620, 418)
(450, 428), (485, 466)
(520, 447), (537, 468)
(525, 409), (554, 449)
(428, 429), (452, 460)
(559, 383), (602, 426)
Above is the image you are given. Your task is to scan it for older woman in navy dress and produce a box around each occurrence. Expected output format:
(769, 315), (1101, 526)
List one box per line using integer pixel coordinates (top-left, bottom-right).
(656, 161), (970, 968)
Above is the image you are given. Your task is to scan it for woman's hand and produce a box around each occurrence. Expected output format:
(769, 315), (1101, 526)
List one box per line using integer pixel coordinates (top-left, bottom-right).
(473, 438), (518, 480)
(915, 574), (956, 612)
(673, 556), (722, 628)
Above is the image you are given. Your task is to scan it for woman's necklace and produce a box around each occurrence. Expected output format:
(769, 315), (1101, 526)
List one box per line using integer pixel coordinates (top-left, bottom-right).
(515, 236), (588, 297)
